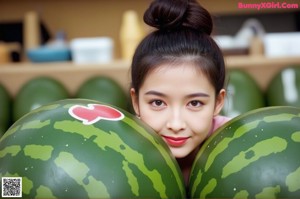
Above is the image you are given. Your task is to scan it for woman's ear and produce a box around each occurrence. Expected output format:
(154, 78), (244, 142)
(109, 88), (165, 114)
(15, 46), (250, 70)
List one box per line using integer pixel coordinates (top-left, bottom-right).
(130, 88), (140, 116)
(214, 89), (226, 116)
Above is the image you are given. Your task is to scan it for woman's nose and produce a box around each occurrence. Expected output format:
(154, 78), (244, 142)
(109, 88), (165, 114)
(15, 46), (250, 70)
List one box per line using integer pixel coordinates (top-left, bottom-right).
(166, 110), (186, 132)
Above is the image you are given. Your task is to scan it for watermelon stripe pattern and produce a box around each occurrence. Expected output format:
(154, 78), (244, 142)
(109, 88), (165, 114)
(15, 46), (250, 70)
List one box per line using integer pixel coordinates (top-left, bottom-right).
(24, 145), (54, 161)
(189, 106), (300, 198)
(54, 120), (167, 197)
(0, 99), (185, 198)
(122, 116), (185, 195)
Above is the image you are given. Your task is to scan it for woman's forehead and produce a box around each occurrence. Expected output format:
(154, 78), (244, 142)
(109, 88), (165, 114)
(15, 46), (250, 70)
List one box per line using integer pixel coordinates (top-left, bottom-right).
(151, 62), (204, 76)
(143, 64), (213, 90)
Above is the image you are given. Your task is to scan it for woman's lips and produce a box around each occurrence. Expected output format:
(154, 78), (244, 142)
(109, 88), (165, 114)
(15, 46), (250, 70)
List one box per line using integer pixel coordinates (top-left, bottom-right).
(162, 135), (189, 147)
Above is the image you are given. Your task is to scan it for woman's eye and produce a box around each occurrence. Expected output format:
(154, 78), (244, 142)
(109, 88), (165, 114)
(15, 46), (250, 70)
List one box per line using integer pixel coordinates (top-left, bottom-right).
(150, 100), (165, 107)
(188, 100), (203, 107)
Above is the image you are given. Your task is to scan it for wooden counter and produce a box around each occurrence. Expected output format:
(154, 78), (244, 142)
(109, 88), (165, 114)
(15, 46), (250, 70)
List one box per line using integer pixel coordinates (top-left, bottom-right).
(1, 56), (300, 97)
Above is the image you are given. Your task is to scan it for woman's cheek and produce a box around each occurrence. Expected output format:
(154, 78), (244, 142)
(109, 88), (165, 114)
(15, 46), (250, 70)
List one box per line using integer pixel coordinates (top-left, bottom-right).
(141, 112), (165, 133)
(188, 113), (213, 135)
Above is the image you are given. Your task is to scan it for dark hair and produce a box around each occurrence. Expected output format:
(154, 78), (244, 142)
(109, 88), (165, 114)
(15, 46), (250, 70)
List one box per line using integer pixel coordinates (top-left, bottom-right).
(131, 0), (225, 97)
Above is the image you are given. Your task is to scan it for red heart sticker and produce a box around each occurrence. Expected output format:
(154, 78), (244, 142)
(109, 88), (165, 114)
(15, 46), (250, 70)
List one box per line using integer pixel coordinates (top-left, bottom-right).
(69, 104), (124, 125)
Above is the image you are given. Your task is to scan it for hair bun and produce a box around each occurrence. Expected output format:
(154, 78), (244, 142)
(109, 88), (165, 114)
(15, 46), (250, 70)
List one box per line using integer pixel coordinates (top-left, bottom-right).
(143, 0), (188, 30)
(144, 0), (213, 35)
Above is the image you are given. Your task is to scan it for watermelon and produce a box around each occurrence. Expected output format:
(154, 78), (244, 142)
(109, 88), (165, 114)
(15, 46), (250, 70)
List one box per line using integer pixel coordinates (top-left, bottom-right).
(189, 106), (300, 198)
(266, 66), (300, 107)
(222, 69), (265, 118)
(0, 99), (185, 198)
(0, 84), (11, 137)
(13, 77), (69, 122)
(75, 76), (129, 111)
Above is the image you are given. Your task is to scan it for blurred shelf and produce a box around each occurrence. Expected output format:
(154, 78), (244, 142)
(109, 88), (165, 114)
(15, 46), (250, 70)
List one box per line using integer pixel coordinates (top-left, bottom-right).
(0, 60), (130, 73)
(1, 56), (300, 71)
(0, 60), (131, 97)
(1, 56), (300, 97)
(225, 55), (300, 68)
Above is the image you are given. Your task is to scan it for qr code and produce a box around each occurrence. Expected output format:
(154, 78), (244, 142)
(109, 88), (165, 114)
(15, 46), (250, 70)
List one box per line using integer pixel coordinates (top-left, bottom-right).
(1, 177), (22, 198)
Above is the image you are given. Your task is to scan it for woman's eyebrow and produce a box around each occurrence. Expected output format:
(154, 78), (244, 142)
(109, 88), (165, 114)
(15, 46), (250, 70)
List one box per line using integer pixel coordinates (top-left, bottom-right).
(186, 92), (210, 98)
(144, 90), (209, 98)
(145, 90), (166, 97)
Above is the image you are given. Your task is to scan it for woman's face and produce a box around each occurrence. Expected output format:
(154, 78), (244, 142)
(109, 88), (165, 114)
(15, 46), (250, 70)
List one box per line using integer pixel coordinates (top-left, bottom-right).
(131, 63), (225, 158)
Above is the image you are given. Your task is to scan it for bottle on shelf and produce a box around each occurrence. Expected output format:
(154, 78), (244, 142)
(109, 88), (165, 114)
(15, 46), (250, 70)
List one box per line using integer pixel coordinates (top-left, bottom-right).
(23, 11), (41, 51)
(119, 10), (144, 62)
(0, 42), (10, 64)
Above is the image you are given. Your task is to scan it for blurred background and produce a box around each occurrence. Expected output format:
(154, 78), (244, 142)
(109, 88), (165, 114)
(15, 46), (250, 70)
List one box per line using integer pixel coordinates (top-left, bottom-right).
(0, 0), (300, 134)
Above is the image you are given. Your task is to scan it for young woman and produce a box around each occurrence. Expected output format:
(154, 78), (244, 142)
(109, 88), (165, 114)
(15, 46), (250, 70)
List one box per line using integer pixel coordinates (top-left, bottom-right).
(130, 0), (230, 185)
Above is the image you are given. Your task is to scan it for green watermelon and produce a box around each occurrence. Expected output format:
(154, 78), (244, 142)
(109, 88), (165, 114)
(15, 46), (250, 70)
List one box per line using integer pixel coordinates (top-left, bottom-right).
(0, 99), (185, 198)
(266, 66), (300, 107)
(222, 69), (265, 117)
(189, 106), (300, 198)
(0, 84), (11, 137)
(75, 76), (129, 111)
(13, 77), (69, 122)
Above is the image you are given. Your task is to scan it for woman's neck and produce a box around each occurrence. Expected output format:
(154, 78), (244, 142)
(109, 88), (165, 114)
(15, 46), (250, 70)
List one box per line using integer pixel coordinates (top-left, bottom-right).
(176, 147), (200, 186)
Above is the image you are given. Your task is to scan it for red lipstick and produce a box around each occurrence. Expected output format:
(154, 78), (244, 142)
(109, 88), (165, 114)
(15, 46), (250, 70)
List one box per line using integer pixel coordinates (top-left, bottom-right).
(162, 135), (189, 147)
